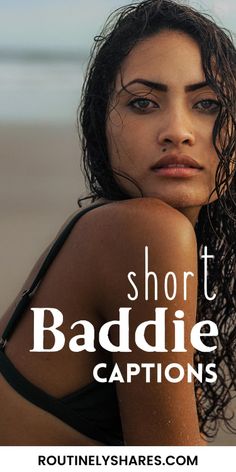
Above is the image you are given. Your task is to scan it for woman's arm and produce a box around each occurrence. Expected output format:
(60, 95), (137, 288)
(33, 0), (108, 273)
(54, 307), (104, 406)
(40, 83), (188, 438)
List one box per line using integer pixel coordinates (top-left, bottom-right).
(85, 197), (205, 445)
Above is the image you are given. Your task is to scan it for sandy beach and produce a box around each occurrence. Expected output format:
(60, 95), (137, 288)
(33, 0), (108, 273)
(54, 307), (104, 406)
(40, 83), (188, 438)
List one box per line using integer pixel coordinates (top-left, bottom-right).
(0, 123), (235, 445)
(0, 123), (85, 313)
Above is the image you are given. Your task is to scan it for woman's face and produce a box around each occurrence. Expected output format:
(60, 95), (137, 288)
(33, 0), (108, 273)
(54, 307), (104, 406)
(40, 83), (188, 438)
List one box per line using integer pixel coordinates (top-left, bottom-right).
(106, 30), (220, 223)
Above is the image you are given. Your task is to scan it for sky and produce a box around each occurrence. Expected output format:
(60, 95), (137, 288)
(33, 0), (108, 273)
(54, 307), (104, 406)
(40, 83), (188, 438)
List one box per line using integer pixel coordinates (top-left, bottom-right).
(0, 0), (235, 53)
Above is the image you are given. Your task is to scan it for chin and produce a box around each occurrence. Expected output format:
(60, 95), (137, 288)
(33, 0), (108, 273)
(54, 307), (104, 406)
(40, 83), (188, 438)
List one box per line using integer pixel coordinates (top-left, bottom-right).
(144, 190), (209, 210)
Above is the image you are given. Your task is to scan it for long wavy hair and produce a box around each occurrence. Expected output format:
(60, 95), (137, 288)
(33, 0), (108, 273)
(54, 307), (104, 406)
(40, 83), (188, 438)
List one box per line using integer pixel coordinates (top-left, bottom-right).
(79, 0), (236, 439)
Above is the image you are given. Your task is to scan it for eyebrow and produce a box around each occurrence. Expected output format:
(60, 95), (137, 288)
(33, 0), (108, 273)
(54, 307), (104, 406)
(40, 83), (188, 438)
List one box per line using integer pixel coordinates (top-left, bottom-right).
(120, 78), (209, 93)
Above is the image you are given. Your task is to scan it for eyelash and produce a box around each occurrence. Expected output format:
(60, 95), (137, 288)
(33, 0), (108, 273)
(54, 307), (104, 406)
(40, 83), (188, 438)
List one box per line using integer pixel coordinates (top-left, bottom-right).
(128, 97), (220, 113)
(128, 98), (158, 112)
(193, 99), (220, 112)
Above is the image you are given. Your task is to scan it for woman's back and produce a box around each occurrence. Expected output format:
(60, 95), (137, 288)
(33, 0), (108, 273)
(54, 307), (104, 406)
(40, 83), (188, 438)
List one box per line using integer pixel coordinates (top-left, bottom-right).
(0, 200), (119, 445)
(0, 198), (203, 445)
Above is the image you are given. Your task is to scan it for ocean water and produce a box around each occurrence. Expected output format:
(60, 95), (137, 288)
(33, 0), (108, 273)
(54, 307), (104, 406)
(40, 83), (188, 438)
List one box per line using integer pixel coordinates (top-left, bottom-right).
(0, 51), (86, 124)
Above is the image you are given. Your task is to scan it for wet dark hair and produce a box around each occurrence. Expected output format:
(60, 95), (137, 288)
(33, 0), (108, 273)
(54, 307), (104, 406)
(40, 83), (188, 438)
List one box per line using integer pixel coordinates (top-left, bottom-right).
(79, 0), (236, 439)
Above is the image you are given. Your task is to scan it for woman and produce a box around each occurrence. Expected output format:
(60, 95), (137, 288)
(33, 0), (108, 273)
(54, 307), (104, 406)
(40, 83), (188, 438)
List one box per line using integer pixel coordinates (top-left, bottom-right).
(0, 0), (236, 445)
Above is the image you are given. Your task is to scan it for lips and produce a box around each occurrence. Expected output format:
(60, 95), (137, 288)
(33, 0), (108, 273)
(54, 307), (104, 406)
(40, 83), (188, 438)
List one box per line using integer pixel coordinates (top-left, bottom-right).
(151, 154), (203, 170)
(151, 154), (203, 178)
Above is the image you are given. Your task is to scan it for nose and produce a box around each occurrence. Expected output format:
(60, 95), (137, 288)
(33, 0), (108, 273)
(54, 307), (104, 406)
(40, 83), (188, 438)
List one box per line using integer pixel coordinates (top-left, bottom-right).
(157, 109), (195, 148)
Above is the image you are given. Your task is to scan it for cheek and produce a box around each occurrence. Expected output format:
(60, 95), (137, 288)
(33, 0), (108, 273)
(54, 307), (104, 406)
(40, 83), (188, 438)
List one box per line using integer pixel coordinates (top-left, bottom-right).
(208, 147), (219, 185)
(106, 124), (125, 166)
(200, 124), (218, 163)
(106, 116), (140, 165)
(106, 116), (122, 164)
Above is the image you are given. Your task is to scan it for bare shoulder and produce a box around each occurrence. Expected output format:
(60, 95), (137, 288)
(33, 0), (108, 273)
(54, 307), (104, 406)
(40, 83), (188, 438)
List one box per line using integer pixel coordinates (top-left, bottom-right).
(73, 198), (198, 280)
(73, 198), (198, 322)
(75, 199), (201, 445)
(76, 197), (197, 252)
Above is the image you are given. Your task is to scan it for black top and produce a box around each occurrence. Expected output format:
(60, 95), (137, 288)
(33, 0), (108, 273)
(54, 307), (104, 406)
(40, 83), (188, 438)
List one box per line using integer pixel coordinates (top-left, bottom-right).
(0, 202), (124, 445)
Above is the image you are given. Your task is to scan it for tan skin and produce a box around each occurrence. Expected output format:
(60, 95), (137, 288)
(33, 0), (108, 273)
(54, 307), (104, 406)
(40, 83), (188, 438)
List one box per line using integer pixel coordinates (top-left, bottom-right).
(0, 30), (220, 445)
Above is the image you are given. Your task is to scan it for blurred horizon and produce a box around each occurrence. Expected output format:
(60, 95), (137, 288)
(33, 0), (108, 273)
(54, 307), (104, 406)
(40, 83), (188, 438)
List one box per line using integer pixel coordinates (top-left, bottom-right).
(0, 0), (235, 52)
(0, 0), (235, 124)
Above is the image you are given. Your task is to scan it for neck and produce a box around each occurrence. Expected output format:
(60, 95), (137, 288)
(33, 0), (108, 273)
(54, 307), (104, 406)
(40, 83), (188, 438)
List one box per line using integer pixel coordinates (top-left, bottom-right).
(177, 206), (201, 227)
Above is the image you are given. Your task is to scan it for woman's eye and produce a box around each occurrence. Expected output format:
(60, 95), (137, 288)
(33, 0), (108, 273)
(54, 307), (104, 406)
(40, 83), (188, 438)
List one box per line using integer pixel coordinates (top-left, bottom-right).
(128, 98), (159, 112)
(194, 99), (220, 113)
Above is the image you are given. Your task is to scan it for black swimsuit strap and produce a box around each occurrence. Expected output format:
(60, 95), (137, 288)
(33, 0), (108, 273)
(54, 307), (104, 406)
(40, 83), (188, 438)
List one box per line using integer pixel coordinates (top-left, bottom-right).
(0, 201), (108, 348)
